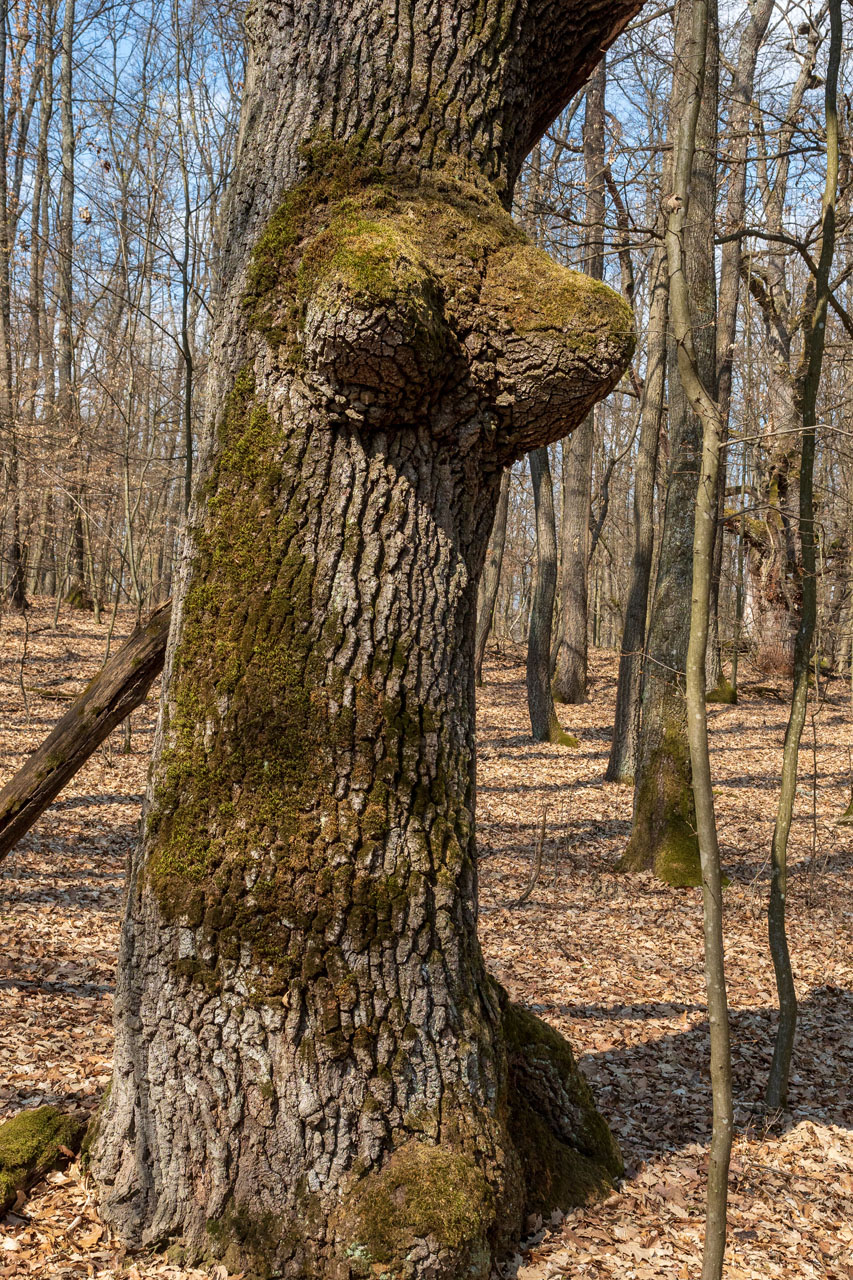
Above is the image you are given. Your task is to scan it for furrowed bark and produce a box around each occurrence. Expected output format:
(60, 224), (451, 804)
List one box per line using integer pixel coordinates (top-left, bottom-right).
(92, 2), (639, 1275)
(666, 0), (732, 1274)
(0, 601), (170, 862)
(766, 0), (841, 1111)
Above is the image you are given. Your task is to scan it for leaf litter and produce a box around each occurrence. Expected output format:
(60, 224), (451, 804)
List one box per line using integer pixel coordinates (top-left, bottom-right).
(0, 609), (851, 1278)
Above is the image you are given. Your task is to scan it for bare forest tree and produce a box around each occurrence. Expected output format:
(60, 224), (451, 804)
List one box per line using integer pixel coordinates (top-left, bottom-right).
(90, 2), (639, 1276)
(3, 0), (853, 1273)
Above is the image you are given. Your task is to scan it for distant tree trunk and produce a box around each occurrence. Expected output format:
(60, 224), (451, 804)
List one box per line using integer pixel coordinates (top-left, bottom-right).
(707, 27), (766, 700)
(57, 0), (84, 604)
(91, 2), (638, 1276)
(766, 0), (840, 1110)
(622, 0), (718, 886)
(0, 0), (25, 612)
(665, 1), (732, 1271)
(475, 469), (511, 685)
(736, 21), (824, 674)
(553, 57), (606, 704)
(705, 486), (724, 691)
(528, 448), (573, 744)
(606, 238), (668, 781)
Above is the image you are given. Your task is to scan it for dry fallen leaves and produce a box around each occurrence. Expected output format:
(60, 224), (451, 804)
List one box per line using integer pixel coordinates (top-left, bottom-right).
(1, 610), (851, 1278)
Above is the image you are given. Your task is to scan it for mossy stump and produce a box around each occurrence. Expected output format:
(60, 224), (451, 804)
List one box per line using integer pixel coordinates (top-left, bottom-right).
(0, 1106), (85, 1214)
(706, 677), (737, 705)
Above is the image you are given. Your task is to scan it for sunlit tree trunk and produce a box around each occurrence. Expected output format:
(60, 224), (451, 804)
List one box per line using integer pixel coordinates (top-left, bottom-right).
(622, 0), (717, 885)
(92, 2), (639, 1275)
(606, 236), (667, 781)
(665, 0), (732, 1271)
(553, 58), (606, 704)
(766, 0), (841, 1110)
(528, 447), (572, 743)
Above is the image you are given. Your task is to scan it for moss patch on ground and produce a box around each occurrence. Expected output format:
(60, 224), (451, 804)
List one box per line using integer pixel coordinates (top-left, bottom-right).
(0, 1106), (85, 1214)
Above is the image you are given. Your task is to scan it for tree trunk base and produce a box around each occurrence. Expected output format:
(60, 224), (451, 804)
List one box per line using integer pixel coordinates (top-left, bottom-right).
(620, 824), (702, 887)
(96, 992), (619, 1280)
(621, 719), (702, 886)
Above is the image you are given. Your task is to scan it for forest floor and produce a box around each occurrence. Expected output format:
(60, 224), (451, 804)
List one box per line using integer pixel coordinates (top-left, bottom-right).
(1, 604), (852, 1280)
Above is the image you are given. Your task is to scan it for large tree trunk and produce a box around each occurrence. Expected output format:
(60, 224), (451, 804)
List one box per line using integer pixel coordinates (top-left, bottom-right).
(92, 3), (638, 1276)
(622, 0), (718, 886)
(474, 469), (511, 686)
(553, 58), (607, 704)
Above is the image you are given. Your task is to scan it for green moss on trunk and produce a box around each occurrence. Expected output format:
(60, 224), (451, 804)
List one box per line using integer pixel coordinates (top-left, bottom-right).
(502, 999), (622, 1192)
(621, 721), (701, 887)
(337, 1142), (494, 1278)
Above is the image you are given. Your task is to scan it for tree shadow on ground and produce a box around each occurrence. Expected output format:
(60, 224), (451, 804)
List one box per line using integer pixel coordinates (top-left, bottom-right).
(553, 985), (853, 1166)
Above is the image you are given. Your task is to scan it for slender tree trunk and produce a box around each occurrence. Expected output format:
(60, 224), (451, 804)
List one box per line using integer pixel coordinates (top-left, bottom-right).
(528, 448), (573, 744)
(606, 238), (667, 781)
(708, 28), (769, 697)
(622, 0), (718, 885)
(92, 3), (638, 1275)
(474, 469), (511, 685)
(57, 0), (83, 603)
(731, 453), (747, 698)
(665, 0), (732, 1271)
(553, 58), (606, 704)
(766, 0), (840, 1110)
(705, 482), (724, 691)
(0, 0), (24, 612)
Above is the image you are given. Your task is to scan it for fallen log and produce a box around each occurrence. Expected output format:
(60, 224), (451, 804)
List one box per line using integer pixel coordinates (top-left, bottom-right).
(0, 601), (171, 863)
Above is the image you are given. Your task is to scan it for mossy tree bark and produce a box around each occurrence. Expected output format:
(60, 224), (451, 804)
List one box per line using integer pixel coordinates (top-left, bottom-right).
(622, 0), (717, 887)
(92, 2), (639, 1277)
(0, 1106), (85, 1214)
